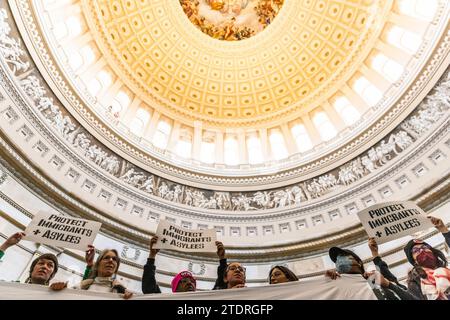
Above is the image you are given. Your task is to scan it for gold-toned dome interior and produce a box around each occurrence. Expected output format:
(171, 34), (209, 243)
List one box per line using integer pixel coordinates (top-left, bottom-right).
(84, 0), (387, 127)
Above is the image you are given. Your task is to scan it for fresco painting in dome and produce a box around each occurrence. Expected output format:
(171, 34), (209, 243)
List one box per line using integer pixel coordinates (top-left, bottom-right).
(180, 0), (284, 41)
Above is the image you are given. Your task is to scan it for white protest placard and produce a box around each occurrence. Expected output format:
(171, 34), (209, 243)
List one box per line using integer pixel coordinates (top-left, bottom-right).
(357, 201), (434, 244)
(153, 220), (217, 252)
(24, 211), (101, 250)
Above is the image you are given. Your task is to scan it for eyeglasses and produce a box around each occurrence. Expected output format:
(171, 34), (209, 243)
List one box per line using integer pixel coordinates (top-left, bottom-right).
(411, 244), (430, 255)
(102, 255), (119, 262)
(227, 265), (246, 273)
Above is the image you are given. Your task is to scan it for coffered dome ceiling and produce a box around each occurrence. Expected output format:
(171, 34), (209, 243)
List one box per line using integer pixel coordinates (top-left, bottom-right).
(84, 0), (384, 126)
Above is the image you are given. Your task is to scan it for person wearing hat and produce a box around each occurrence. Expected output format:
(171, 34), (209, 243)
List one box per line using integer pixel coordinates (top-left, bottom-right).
(141, 236), (197, 293)
(404, 216), (450, 300)
(171, 271), (197, 292)
(0, 232), (59, 286)
(141, 236), (162, 294)
(327, 246), (417, 300)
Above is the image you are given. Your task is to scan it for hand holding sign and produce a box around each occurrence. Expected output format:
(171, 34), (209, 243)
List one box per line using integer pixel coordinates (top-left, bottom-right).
(429, 216), (449, 233)
(0, 232), (26, 252)
(153, 220), (217, 253)
(149, 236), (160, 258)
(24, 211), (101, 251)
(216, 241), (226, 259)
(357, 201), (434, 244)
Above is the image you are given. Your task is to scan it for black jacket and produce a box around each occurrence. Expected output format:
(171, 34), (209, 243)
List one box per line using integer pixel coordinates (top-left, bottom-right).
(142, 258), (161, 294)
(372, 282), (418, 300)
(373, 256), (407, 290)
(212, 258), (227, 290)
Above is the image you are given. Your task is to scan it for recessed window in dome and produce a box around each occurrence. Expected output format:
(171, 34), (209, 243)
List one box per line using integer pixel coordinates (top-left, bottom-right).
(224, 136), (239, 165)
(68, 51), (83, 70)
(200, 138), (216, 164)
(66, 16), (82, 37)
(129, 108), (150, 136)
(333, 97), (361, 126)
(371, 53), (404, 82)
(153, 121), (172, 149)
(175, 139), (193, 159)
(397, 0), (438, 21)
(247, 135), (263, 164)
(353, 77), (382, 107)
(129, 118), (144, 136)
(386, 26), (422, 54)
(291, 124), (313, 152)
(312, 112), (337, 142)
(180, 0), (285, 41)
(269, 130), (288, 160)
(88, 70), (112, 96)
(110, 91), (130, 113)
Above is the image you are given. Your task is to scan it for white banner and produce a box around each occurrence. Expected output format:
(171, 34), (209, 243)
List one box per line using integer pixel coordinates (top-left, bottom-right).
(153, 220), (217, 252)
(0, 274), (377, 300)
(357, 201), (433, 244)
(24, 211), (101, 250)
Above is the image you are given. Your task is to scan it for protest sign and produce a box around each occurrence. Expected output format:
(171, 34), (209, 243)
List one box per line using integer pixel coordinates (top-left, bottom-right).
(153, 220), (217, 252)
(24, 211), (101, 250)
(357, 201), (433, 244)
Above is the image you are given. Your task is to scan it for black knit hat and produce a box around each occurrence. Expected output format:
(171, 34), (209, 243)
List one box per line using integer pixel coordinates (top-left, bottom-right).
(28, 253), (59, 284)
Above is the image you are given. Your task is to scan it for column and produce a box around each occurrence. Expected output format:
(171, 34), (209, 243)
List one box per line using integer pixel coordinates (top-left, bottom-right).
(322, 102), (346, 132)
(341, 84), (370, 114)
(192, 121), (203, 160)
(143, 111), (161, 141)
(258, 128), (271, 160)
(237, 129), (248, 164)
(301, 113), (322, 146)
(215, 130), (224, 164)
(360, 64), (391, 92)
(280, 124), (298, 154)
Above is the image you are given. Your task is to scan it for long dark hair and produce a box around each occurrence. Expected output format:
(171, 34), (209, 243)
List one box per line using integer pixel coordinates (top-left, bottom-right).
(428, 247), (448, 268)
(268, 265), (299, 284)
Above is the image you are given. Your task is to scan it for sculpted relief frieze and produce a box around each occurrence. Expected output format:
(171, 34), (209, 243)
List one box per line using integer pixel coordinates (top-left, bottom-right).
(1, 8), (449, 213)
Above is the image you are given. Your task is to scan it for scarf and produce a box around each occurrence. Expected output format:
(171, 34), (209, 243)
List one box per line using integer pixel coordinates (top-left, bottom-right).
(80, 277), (125, 293)
(420, 267), (450, 300)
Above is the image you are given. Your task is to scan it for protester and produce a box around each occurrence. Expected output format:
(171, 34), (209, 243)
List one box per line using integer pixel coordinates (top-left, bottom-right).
(0, 232), (25, 260)
(141, 236), (161, 293)
(368, 237), (407, 290)
(82, 244), (95, 280)
(269, 265), (299, 284)
(404, 216), (450, 300)
(142, 236), (161, 294)
(326, 246), (417, 300)
(213, 241), (246, 289)
(1, 232), (59, 286)
(51, 248), (133, 299)
(171, 271), (196, 292)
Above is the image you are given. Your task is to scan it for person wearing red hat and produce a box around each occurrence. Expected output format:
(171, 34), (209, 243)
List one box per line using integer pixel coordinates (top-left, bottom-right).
(171, 271), (197, 292)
